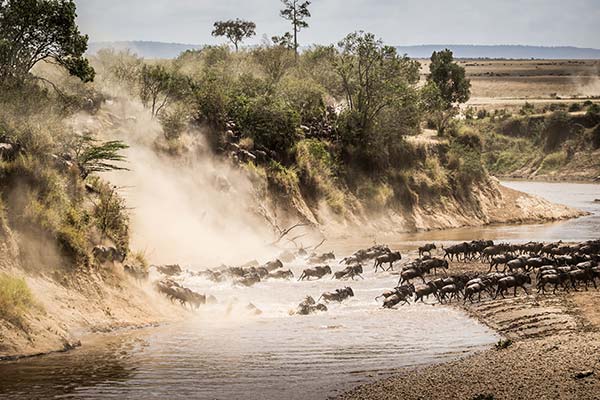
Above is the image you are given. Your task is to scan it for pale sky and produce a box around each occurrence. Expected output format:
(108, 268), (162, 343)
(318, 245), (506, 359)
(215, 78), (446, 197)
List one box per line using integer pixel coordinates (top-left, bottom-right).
(75, 0), (600, 48)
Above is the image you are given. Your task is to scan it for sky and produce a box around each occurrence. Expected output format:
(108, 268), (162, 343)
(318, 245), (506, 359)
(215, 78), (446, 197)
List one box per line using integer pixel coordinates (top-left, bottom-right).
(75, 0), (600, 48)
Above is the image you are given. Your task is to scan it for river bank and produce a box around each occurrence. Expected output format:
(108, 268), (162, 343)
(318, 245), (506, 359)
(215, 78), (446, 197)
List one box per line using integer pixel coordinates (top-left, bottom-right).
(339, 258), (600, 400)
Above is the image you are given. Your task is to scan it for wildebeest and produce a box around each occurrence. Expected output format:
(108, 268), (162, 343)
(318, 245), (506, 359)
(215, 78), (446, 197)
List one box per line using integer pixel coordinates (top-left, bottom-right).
(418, 243), (436, 257)
(383, 293), (411, 308)
(318, 287), (354, 302)
(420, 258), (449, 275)
(569, 266), (597, 291)
(373, 251), (402, 272)
(124, 264), (149, 282)
(332, 264), (364, 280)
(494, 273), (532, 299)
(93, 245), (126, 264)
(414, 282), (439, 303)
(464, 281), (492, 303)
(537, 271), (570, 294)
(155, 264), (183, 276)
(294, 296), (328, 315)
(438, 282), (464, 303)
(268, 269), (294, 280)
(298, 265), (332, 281)
(264, 259), (284, 271)
(236, 272), (261, 287)
(375, 284), (415, 301)
(398, 266), (426, 285)
(308, 252), (335, 264)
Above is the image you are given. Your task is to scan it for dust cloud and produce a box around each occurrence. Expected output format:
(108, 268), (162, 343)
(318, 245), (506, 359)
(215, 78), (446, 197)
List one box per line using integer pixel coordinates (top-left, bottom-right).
(69, 98), (280, 267)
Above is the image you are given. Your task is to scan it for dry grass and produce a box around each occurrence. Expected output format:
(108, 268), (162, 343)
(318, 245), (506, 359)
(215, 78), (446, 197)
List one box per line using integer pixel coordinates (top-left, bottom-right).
(0, 273), (34, 329)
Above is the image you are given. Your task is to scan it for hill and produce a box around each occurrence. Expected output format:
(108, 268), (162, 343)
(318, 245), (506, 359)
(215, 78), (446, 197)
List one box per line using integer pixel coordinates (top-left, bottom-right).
(87, 41), (600, 60)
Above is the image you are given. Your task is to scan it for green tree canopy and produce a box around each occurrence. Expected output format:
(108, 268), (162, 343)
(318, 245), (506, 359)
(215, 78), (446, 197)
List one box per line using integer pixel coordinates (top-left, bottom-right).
(0, 0), (95, 85)
(211, 19), (256, 52)
(428, 49), (470, 106)
(333, 31), (420, 138)
(279, 0), (311, 57)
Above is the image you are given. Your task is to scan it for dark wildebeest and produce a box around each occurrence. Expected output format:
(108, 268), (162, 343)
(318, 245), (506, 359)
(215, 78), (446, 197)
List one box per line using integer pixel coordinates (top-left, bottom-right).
(421, 258), (449, 275)
(375, 284), (415, 301)
(295, 296), (328, 315)
(332, 264), (364, 280)
(438, 282), (464, 303)
(488, 254), (515, 273)
(413, 282), (439, 303)
(383, 293), (411, 308)
(264, 259), (284, 272)
(237, 273), (261, 287)
(569, 266), (597, 291)
(418, 243), (436, 257)
(494, 273), (531, 299)
(318, 287), (354, 302)
(93, 245), (126, 264)
(308, 252), (335, 264)
(464, 281), (492, 303)
(155, 264), (183, 276)
(298, 265), (332, 281)
(537, 271), (570, 294)
(373, 251), (402, 272)
(398, 266), (426, 286)
(268, 269), (294, 280)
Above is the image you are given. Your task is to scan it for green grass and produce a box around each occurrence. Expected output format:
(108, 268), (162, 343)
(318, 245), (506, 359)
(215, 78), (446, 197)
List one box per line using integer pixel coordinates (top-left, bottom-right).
(0, 273), (34, 328)
(538, 151), (567, 174)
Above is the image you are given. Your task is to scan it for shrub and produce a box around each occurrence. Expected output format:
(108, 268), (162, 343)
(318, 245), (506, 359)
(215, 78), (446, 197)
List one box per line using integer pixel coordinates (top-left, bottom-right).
(235, 97), (300, 162)
(590, 124), (600, 149)
(539, 151), (567, 174)
(542, 111), (572, 151)
(495, 338), (513, 350)
(159, 105), (189, 140)
(568, 102), (582, 112)
(0, 273), (34, 328)
(89, 179), (129, 252)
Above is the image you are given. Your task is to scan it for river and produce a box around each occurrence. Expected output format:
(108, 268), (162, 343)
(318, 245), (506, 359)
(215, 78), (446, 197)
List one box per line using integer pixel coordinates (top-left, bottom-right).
(0, 181), (598, 400)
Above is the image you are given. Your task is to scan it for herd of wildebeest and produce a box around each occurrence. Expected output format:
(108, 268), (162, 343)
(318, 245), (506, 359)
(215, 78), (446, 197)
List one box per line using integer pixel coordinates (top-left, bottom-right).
(149, 239), (600, 315)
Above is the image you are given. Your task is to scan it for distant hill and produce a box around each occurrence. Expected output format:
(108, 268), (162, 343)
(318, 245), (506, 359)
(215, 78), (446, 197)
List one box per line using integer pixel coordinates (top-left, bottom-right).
(87, 41), (203, 59)
(394, 44), (600, 59)
(87, 41), (600, 60)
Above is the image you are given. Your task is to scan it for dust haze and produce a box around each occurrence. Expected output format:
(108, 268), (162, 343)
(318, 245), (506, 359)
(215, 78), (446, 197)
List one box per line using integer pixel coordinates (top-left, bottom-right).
(69, 98), (281, 267)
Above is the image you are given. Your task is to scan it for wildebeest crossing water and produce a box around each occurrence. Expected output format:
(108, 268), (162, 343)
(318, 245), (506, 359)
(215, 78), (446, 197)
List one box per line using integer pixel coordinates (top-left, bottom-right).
(0, 181), (599, 399)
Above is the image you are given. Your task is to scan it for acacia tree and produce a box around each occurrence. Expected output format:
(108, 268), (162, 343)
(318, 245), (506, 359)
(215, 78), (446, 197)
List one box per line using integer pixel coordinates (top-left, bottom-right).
(425, 49), (470, 135)
(0, 0), (95, 85)
(71, 134), (129, 179)
(211, 19), (256, 52)
(139, 64), (188, 118)
(279, 0), (311, 58)
(333, 31), (420, 139)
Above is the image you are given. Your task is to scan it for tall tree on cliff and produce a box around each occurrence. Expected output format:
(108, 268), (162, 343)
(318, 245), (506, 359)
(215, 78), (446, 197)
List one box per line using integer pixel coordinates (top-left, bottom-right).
(211, 19), (256, 52)
(279, 0), (311, 59)
(0, 0), (95, 86)
(423, 49), (470, 135)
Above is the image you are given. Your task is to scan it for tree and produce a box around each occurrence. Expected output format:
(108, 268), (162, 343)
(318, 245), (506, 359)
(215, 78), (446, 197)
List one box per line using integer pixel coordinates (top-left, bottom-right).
(279, 0), (311, 58)
(426, 49), (470, 135)
(211, 19), (256, 52)
(139, 64), (188, 118)
(271, 32), (294, 50)
(333, 31), (420, 138)
(0, 0), (95, 85)
(71, 134), (129, 179)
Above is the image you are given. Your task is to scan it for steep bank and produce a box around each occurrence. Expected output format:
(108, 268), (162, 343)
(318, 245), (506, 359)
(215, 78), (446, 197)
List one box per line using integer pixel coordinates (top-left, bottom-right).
(0, 228), (183, 360)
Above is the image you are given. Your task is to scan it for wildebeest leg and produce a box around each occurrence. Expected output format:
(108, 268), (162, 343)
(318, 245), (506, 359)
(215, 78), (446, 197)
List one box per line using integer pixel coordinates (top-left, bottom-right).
(420, 275), (426, 283)
(521, 284), (529, 295)
(514, 286), (518, 297)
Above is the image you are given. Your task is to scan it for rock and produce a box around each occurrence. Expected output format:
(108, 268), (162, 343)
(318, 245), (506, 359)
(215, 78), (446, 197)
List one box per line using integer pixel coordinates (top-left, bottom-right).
(573, 370), (594, 379)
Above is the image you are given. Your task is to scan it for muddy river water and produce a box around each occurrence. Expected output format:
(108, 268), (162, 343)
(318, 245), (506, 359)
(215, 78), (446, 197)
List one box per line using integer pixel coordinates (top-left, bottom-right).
(0, 181), (598, 400)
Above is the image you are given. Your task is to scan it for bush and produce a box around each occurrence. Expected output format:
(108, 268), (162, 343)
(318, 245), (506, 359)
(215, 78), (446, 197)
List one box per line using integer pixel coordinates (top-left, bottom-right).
(235, 97), (300, 162)
(591, 124), (600, 149)
(568, 102), (582, 112)
(0, 273), (34, 328)
(495, 338), (513, 350)
(539, 151), (567, 174)
(543, 111), (573, 152)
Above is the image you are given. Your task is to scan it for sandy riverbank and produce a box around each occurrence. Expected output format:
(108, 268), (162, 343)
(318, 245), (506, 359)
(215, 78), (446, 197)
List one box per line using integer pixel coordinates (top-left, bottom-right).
(339, 259), (600, 400)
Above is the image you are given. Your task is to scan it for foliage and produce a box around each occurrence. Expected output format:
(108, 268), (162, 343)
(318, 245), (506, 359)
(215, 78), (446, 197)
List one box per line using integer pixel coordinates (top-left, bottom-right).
(0, 0), (94, 85)
(0, 273), (34, 328)
(333, 31), (420, 142)
(495, 338), (513, 350)
(212, 19), (256, 52)
(139, 64), (189, 117)
(234, 97), (300, 161)
(89, 178), (129, 251)
(278, 0), (311, 56)
(252, 45), (295, 86)
(542, 111), (572, 151)
(69, 133), (129, 179)
(539, 151), (567, 173)
(591, 124), (600, 149)
(425, 49), (470, 135)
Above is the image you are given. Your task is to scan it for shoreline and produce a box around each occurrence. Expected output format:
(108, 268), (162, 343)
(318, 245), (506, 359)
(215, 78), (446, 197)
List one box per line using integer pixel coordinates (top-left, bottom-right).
(339, 259), (600, 400)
